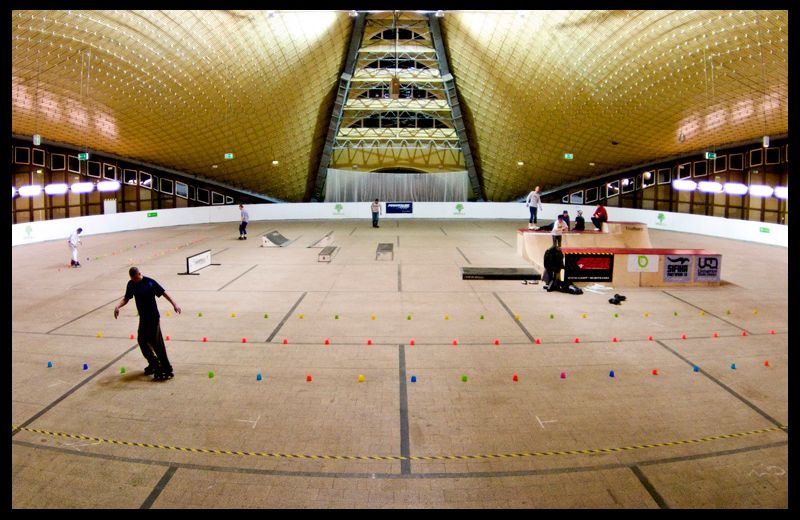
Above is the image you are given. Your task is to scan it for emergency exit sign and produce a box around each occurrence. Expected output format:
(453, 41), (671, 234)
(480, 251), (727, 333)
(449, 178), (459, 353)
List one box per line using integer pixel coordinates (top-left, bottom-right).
(78, 153), (90, 160)
(147, 212), (158, 218)
(704, 152), (717, 159)
(564, 153), (573, 160)
(224, 153), (234, 159)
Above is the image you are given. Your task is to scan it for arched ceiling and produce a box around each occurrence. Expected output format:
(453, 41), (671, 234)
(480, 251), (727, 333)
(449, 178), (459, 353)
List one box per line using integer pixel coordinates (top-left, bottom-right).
(11, 10), (788, 202)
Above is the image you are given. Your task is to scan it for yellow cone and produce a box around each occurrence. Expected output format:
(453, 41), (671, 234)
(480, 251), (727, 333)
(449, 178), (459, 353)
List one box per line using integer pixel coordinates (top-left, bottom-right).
(358, 374), (365, 383)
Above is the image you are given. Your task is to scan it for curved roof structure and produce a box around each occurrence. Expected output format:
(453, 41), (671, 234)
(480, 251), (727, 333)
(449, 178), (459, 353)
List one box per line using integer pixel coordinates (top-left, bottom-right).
(11, 10), (788, 201)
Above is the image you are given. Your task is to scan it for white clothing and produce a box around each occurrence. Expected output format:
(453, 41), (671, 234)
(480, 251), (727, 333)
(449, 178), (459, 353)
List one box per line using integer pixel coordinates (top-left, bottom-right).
(525, 191), (542, 210)
(370, 202), (381, 214)
(551, 220), (568, 236)
(68, 230), (81, 263)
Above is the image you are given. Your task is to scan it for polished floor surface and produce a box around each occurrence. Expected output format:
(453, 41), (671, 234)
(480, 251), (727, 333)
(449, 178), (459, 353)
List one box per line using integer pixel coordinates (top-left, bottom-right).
(11, 219), (788, 508)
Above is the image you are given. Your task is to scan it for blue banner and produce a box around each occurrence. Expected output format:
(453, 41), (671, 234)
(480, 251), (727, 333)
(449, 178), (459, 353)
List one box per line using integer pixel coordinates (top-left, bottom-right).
(386, 202), (413, 214)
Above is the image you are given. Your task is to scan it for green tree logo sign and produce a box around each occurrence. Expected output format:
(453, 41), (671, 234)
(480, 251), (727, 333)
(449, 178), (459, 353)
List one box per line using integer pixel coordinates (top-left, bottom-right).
(454, 203), (465, 215)
(656, 213), (666, 225)
(24, 225), (33, 239)
(334, 203), (343, 215)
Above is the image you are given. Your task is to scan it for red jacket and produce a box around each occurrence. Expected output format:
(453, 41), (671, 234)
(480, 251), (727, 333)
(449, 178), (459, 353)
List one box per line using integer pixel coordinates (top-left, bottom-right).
(593, 206), (608, 220)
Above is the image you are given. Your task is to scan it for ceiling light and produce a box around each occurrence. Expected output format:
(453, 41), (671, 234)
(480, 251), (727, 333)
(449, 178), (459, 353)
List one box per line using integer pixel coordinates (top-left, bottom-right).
(672, 179), (697, 191)
(18, 185), (43, 197)
(349, 10), (358, 17)
(517, 161), (524, 166)
(272, 160), (279, 166)
(435, 10), (444, 18)
(44, 183), (69, 195)
(723, 182), (748, 195)
(763, 135), (769, 148)
(748, 184), (774, 197)
(697, 181), (723, 193)
(71, 182), (94, 194)
(212, 164), (218, 168)
(774, 186), (788, 199)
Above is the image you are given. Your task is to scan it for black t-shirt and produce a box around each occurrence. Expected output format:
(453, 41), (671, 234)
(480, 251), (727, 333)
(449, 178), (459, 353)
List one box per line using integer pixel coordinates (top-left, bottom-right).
(125, 276), (165, 321)
(574, 216), (585, 231)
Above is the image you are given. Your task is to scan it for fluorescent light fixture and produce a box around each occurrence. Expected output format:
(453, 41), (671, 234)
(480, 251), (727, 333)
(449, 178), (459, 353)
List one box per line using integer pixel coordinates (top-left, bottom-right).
(18, 184), (43, 197)
(697, 181), (723, 193)
(12, 186), (17, 197)
(672, 179), (697, 191)
(763, 135), (769, 148)
(517, 161), (524, 166)
(44, 183), (69, 195)
(97, 180), (121, 192)
(748, 184), (774, 197)
(71, 182), (94, 194)
(272, 160), (279, 166)
(723, 182), (748, 195)
(774, 186), (788, 199)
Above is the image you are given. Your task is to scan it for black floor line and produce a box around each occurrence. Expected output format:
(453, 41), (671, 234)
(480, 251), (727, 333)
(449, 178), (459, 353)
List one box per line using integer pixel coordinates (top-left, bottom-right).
(440, 227), (448, 236)
(11, 439), (787, 482)
(493, 293), (535, 342)
(456, 247), (471, 264)
(397, 264), (402, 292)
(140, 466), (178, 509)
(349, 227), (357, 236)
(11, 344), (140, 437)
(212, 247), (230, 257)
(654, 339), (787, 432)
(661, 290), (752, 333)
(46, 298), (121, 334)
(265, 293), (307, 343)
(217, 265), (258, 291)
(494, 236), (512, 247)
(631, 465), (668, 509)
(396, 235), (400, 247)
(398, 344), (411, 475)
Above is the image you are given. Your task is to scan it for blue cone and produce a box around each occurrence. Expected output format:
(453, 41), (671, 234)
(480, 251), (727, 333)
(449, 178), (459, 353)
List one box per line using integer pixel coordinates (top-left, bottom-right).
(82, 363), (88, 370)
(47, 361), (53, 368)
(693, 365), (700, 372)
(410, 375), (417, 383)
(609, 370), (615, 378)
(256, 372), (262, 381)
(730, 363), (736, 370)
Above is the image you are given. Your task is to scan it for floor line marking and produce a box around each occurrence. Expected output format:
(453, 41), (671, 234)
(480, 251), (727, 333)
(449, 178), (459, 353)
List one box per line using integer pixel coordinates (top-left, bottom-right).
(265, 293), (307, 343)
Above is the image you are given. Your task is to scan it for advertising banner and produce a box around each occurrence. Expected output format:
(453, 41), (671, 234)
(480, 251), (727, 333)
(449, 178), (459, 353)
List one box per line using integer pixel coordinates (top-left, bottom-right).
(627, 254), (659, 272)
(694, 255), (722, 282)
(386, 202), (413, 214)
(663, 255), (693, 282)
(564, 252), (614, 282)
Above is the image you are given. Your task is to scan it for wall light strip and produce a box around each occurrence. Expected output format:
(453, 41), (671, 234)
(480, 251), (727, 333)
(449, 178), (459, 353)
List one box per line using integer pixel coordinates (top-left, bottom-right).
(672, 179), (697, 191)
(697, 181), (723, 193)
(748, 184), (774, 197)
(70, 182), (94, 194)
(723, 182), (748, 195)
(97, 180), (121, 192)
(18, 185), (43, 197)
(773, 186), (788, 199)
(44, 183), (69, 195)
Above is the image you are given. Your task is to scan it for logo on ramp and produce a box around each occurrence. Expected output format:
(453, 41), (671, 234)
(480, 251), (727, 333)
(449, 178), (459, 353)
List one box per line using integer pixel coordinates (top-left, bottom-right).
(454, 203), (465, 215)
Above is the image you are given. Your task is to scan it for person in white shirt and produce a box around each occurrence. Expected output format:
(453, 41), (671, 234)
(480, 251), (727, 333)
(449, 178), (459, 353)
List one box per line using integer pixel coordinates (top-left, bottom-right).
(370, 199), (382, 228)
(238, 204), (249, 240)
(68, 227), (83, 267)
(525, 186), (543, 229)
(551, 215), (568, 247)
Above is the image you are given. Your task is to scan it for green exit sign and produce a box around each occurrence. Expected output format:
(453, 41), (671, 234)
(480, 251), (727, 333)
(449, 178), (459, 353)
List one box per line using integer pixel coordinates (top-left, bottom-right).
(564, 153), (573, 160)
(147, 212), (158, 218)
(224, 153), (234, 160)
(78, 153), (90, 160)
(704, 152), (717, 159)
(759, 227), (770, 233)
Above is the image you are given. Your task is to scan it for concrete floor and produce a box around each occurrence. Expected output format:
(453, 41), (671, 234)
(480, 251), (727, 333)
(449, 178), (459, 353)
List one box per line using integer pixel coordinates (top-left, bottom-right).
(11, 218), (788, 508)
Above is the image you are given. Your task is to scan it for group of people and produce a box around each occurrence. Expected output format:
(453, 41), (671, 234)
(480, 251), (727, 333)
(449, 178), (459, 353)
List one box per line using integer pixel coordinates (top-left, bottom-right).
(525, 186), (608, 246)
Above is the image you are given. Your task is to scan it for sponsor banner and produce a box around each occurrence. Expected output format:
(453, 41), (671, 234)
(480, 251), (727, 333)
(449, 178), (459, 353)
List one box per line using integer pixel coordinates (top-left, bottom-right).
(386, 202), (413, 214)
(663, 255), (693, 282)
(627, 254), (658, 272)
(564, 253), (614, 282)
(695, 254), (721, 282)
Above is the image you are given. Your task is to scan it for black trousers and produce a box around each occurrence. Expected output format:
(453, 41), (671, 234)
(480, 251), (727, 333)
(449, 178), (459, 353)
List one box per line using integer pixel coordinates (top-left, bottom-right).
(529, 206), (538, 224)
(239, 221), (248, 236)
(137, 319), (172, 371)
(591, 217), (606, 230)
